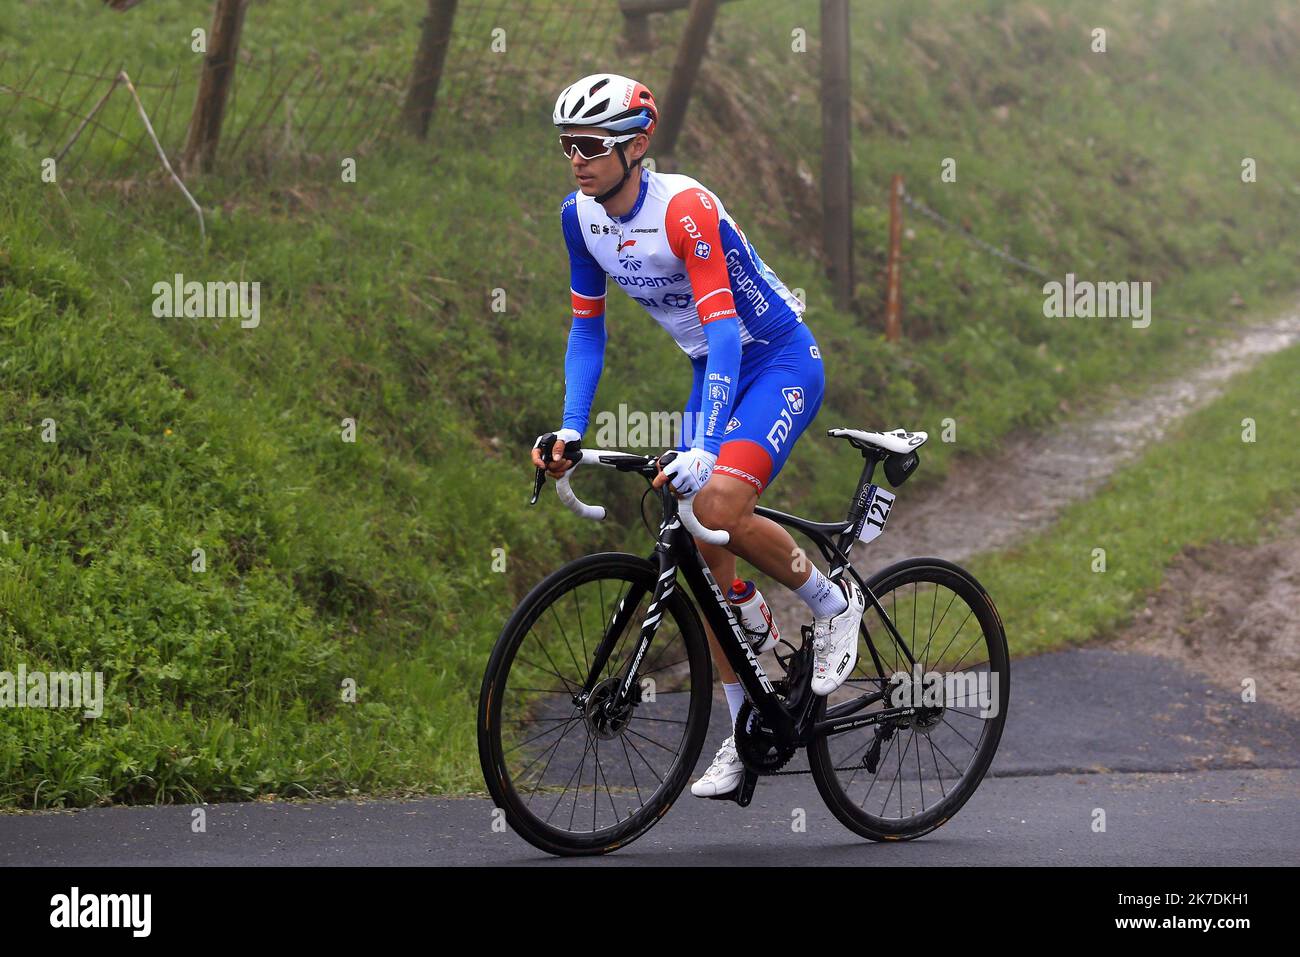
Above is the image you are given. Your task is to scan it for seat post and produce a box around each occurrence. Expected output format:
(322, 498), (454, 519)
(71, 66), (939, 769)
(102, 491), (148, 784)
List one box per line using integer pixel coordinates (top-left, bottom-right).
(831, 449), (882, 570)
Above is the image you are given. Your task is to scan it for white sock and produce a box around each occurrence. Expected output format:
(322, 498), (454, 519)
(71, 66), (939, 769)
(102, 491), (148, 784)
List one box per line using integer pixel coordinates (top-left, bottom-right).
(795, 567), (848, 619)
(722, 681), (747, 726)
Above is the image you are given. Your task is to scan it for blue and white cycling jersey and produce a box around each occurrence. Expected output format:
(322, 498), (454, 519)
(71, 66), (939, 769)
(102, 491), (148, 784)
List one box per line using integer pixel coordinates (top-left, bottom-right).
(560, 167), (824, 491)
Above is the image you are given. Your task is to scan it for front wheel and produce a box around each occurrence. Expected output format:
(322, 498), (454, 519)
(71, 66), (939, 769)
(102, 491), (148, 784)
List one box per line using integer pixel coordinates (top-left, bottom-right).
(808, 557), (1010, 841)
(478, 552), (713, 856)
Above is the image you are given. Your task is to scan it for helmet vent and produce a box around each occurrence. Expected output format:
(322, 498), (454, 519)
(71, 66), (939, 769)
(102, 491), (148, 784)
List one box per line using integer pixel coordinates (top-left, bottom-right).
(581, 98), (610, 118)
(588, 77), (610, 94)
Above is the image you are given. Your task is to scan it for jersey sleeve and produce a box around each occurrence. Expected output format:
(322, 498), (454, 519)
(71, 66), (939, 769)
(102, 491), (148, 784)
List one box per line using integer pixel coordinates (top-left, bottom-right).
(562, 193), (606, 319)
(665, 188), (740, 456)
(560, 194), (607, 436)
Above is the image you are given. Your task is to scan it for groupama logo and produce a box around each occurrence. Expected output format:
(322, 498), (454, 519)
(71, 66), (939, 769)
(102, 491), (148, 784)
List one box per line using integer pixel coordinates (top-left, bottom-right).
(617, 238), (643, 271)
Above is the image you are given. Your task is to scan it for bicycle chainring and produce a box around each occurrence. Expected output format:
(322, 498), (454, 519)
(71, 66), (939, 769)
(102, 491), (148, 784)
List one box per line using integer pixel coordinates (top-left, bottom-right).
(734, 700), (798, 773)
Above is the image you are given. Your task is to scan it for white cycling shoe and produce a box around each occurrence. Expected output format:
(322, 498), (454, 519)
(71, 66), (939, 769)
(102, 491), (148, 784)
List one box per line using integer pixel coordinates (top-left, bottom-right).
(690, 735), (743, 797)
(810, 578), (867, 696)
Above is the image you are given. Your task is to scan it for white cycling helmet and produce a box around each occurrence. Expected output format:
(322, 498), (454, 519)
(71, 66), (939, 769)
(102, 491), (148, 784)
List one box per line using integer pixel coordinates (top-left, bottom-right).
(552, 73), (658, 134)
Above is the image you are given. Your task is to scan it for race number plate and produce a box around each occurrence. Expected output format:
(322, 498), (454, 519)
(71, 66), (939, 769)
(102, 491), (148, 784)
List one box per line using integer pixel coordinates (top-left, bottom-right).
(856, 485), (896, 544)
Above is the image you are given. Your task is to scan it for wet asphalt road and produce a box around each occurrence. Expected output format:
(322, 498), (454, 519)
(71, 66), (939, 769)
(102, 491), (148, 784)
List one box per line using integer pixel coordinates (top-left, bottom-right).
(2, 647), (1296, 866)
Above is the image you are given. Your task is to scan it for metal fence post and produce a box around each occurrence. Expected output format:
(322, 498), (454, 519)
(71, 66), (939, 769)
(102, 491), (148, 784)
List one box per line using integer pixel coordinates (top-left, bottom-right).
(885, 174), (903, 342)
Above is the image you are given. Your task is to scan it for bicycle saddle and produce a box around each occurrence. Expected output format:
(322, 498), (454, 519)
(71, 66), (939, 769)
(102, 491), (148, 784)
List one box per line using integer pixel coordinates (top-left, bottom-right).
(827, 427), (928, 455)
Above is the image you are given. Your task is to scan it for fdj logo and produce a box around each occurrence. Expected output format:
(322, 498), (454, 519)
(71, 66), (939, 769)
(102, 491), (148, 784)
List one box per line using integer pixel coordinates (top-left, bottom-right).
(782, 387), (805, 415)
(694, 240), (711, 259)
(724, 416), (741, 434)
(767, 409), (793, 452)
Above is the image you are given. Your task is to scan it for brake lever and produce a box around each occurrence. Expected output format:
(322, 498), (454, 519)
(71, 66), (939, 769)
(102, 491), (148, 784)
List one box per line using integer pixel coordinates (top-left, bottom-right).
(529, 433), (583, 505)
(529, 433), (555, 505)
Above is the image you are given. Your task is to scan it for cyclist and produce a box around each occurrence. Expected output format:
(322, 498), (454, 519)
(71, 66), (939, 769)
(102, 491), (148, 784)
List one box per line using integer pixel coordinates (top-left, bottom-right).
(533, 74), (866, 797)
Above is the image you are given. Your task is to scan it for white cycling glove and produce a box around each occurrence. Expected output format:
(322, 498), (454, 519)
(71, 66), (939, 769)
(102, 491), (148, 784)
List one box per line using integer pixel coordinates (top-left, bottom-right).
(663, 448), (717, 497)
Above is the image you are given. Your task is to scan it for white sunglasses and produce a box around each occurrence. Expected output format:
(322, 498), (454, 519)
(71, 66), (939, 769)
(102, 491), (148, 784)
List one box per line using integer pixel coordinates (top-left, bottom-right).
(559, 132), (640, 160)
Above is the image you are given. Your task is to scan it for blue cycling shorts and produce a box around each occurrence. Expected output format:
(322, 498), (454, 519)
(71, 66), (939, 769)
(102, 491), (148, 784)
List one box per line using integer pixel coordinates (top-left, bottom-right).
(680, 321), (825, 493)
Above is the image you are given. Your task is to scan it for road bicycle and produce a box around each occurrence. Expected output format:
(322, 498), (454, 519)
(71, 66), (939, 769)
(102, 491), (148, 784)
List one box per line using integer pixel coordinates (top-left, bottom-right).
(478, 426), (1010, 856)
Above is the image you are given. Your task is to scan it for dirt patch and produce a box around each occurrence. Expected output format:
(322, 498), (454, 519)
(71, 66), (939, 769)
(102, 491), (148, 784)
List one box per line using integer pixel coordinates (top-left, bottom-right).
(1110, 508), (1300, 718)
(763, 310), (1300, 636)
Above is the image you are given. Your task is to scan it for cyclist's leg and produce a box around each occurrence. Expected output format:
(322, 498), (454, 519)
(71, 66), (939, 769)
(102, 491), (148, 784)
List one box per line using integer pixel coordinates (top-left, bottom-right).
(677, 358), (742, 682)
(691, 322), (826, 592)
(695, 539), (738, 683)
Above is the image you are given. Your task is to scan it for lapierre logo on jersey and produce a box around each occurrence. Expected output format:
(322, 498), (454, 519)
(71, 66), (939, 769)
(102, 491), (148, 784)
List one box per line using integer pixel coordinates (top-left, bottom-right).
(694, 239), (711, 259)
(695, 191), (713, 210)
(782, 386), (805, 414)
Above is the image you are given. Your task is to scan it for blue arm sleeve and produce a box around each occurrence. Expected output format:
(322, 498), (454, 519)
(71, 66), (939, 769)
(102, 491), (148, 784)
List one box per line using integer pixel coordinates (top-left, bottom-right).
(696, 317), (742, 456)
(560, 193), (608, 435)
(562, 316), (606, 435)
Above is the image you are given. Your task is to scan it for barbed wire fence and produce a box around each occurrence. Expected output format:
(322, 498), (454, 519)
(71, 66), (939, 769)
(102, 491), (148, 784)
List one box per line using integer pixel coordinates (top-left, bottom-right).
(901, 187), (1054, 282)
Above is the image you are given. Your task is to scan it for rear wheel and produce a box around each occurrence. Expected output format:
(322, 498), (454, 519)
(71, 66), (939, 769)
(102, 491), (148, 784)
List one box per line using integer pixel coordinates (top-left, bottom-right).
(808, 557), (1010, 841)
(478, 553), (712, 856)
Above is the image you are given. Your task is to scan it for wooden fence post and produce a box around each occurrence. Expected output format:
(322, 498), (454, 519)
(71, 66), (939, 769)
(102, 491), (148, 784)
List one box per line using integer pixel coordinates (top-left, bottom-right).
(820, 0), (853, 311)
(620, 7), (653, 51)
(402, 0), (459, 140)
(182, 0), (249, 173)
(654, 0), (723, 162)
(885, 174), (903, 342)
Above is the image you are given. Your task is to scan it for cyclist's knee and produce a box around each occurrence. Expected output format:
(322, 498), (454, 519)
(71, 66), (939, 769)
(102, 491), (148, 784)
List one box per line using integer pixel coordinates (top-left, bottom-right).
(693, 477), (756, 534)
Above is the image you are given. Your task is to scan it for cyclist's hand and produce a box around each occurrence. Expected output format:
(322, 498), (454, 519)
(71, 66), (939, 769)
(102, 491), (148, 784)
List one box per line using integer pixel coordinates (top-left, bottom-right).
(654, 447), (716, 497)
(532, 428), (581, 480)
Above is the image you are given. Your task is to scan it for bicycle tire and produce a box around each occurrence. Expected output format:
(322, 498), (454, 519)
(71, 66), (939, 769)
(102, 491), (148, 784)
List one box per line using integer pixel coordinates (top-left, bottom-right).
(478, 552), (712, 856)
(808, 557), (1010, 841)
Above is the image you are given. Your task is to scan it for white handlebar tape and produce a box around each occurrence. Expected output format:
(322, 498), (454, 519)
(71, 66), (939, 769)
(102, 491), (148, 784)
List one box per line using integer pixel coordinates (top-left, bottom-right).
(555, 471), (606, 521)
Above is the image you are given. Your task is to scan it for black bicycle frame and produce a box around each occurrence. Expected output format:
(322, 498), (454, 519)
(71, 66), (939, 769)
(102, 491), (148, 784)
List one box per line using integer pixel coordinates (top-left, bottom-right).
(577, 447), (923, 747)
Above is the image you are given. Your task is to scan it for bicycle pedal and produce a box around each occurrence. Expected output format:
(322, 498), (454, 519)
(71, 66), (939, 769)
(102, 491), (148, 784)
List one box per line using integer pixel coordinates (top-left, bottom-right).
(704, 769), (758, 807)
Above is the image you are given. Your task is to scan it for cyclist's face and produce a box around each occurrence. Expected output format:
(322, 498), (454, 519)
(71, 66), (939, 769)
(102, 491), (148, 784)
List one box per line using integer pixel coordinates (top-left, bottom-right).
(563, 126), (646, 195)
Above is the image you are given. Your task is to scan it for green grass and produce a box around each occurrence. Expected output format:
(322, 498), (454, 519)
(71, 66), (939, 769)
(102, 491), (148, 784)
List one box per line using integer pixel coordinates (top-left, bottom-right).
(0, 0), (1298, 806)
